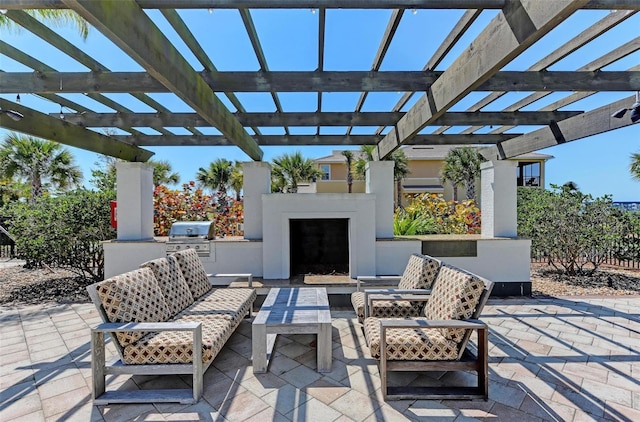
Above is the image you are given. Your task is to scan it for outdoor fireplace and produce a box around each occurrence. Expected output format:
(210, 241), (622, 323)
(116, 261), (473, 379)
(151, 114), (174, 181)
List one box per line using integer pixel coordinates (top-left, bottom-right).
(290, 218), (349, 276)
(262, 193), (377, 279)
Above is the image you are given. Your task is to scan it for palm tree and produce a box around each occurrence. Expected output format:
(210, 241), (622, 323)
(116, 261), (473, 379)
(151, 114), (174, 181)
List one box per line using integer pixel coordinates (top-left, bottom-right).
(341, 150), (354, 193)
(441, 147), (484, 201)
(150, 159), (179, 187)
(630, 152), (640, 182)
(354, 145), (375, 179)
(391, 149), (410, 209)
(352, 145), (410, 207)
(230, 161), (244, 200)
(196, 158), (233, 198)
(0, 9), (89, 39)
(271, 151), (321, 193)
(0, 133), (82, 201)
(441, 158), (464, 201)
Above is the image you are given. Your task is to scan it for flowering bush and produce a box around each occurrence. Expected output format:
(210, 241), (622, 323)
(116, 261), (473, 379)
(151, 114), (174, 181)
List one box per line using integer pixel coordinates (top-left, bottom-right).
(153, 181), (244, 237)
(396, 193), (481, 235)
(213, 197), (244, 237)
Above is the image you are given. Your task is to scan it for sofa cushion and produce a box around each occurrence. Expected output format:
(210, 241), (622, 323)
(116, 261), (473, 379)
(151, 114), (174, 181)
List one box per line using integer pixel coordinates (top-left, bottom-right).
(141, 256), (194, 316)
(122, 289), (256, 365)
(176, 288), (256, 326)
(122, 316), (233, 364)
(351, 291), (422, 321)
(423, 265), (484, 343)
(363, 317), (459, 360)
(95, 267), (172, 347)
(172, 248), (213, 299)
(398, 254), (441, 290)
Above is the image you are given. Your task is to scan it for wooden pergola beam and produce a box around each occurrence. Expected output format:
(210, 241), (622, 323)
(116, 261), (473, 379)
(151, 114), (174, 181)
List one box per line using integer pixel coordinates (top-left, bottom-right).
(159, 9), (257, 137)
(239, 8), (289, 136)
(61, 0), (263, 161)
(379, 8), (481, 136)
(348, 9), (404, 136)
(439, 10), (637, 136)
(315, 7), (326, 136)
(113, 133), (520, 147)
(0, 99), (154, 161)
(375, 0), (589, 159)
(56, 110), (583, 127)
(4, 71), (638, 94)
(482, 95), (638, 160)
(2, 0), (636, 10)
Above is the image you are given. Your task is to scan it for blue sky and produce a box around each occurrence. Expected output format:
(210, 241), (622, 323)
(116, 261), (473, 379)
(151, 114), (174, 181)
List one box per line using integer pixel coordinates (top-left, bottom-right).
(1, 7), (638, 201)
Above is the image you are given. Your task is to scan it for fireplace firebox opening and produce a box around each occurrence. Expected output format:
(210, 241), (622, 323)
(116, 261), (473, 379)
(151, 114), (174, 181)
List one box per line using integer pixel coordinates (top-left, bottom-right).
(290, 218), (349, 276)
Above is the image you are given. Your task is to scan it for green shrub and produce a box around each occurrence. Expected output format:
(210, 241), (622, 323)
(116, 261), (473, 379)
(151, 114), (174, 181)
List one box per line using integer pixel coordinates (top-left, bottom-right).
(395, 193), (481, 235)
(2, 189), (115, 280)
(393, 209), (437, 235)
(517, 185), (628, 275)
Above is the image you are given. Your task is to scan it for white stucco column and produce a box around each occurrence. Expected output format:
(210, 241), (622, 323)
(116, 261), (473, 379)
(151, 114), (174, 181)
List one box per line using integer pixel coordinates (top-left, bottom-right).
(243, 162), (271, 240)
(115, 161), (154, 241)
(366, 161), (394, 239)
(481, 160), (517, 238)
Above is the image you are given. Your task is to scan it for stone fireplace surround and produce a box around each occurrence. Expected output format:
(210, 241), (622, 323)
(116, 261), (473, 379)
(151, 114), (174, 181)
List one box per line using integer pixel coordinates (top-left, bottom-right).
(262, 193), (377, 280)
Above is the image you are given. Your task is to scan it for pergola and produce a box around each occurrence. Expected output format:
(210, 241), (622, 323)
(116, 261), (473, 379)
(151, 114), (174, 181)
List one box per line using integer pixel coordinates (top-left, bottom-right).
(0, 0), (638, 165)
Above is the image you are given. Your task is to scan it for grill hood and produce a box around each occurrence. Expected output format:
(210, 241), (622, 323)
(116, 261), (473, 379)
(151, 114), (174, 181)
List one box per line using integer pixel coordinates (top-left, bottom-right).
(168, 221), (215, 240)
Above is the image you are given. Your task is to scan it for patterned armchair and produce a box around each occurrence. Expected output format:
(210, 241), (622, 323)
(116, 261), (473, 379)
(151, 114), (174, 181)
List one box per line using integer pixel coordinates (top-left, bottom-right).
(350, 253), (441, 323)
(363, 264), (494, 400)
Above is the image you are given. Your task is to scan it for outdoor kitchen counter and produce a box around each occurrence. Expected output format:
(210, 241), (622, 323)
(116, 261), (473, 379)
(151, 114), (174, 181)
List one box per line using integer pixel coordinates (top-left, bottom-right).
(156, 236), (259, 242)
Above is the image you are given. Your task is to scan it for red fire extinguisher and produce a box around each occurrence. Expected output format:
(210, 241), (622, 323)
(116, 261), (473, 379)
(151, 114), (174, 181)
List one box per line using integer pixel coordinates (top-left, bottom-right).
(110, 200), (117, 229)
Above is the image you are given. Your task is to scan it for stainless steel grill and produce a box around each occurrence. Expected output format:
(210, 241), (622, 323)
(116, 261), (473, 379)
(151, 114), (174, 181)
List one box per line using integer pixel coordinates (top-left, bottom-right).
(166, 221), (215, 256)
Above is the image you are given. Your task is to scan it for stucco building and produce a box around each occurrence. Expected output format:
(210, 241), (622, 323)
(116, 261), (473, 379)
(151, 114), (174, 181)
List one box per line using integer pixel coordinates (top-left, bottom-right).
(312, 145), (553, 203)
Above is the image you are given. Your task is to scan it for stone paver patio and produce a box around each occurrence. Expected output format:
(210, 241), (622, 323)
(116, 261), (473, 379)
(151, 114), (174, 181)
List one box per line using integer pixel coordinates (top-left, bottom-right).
(1, 297), (638, 421)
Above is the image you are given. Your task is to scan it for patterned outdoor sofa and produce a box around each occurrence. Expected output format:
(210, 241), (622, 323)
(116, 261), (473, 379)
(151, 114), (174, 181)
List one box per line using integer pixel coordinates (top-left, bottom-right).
(350, 253), (442, 323)
(363, 264), (493, 400)
(87, 248), (255, 405)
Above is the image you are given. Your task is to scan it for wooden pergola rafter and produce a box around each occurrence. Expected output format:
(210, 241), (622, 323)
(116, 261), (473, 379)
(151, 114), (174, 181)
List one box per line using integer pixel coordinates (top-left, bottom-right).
(0, 0), (638, 162)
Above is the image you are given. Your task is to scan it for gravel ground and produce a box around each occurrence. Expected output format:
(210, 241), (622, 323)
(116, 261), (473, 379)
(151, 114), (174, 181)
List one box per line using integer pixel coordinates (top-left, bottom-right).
(0, 262), (639, 306)
(530, 263), (640, 297)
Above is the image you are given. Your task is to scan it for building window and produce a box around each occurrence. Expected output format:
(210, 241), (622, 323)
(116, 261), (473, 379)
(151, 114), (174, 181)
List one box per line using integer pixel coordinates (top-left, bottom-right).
(320, 165), (331, 180)
(517, 162), (541, 187)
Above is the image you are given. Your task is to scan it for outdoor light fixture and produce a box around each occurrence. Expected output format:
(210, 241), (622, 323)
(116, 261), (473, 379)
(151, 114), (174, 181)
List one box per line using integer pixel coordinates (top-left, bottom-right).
(0, 108), (24, 121)
(612, 91), (640, 123)
(59, 104), (64, 120)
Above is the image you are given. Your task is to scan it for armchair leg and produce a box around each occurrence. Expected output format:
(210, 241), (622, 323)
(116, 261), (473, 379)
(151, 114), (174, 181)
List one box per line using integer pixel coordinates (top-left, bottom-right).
(380, 325), (388, 400)
(91, 330), (106, 400)
(192, 325), (203, 403)
(478, 327), (488, 400)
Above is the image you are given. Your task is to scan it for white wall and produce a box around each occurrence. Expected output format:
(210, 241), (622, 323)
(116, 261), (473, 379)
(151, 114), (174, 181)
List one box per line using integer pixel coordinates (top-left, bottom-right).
(442, 238), (531, 283)
(481, 160), (518, 238)
(243, 162), (271, 240)
(366, 161), (394, 239)
(375, 239), (422, 275)
(103, 240), (165, 279)
(115, 162), (155, 241)
(200, 241), (263, 276)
